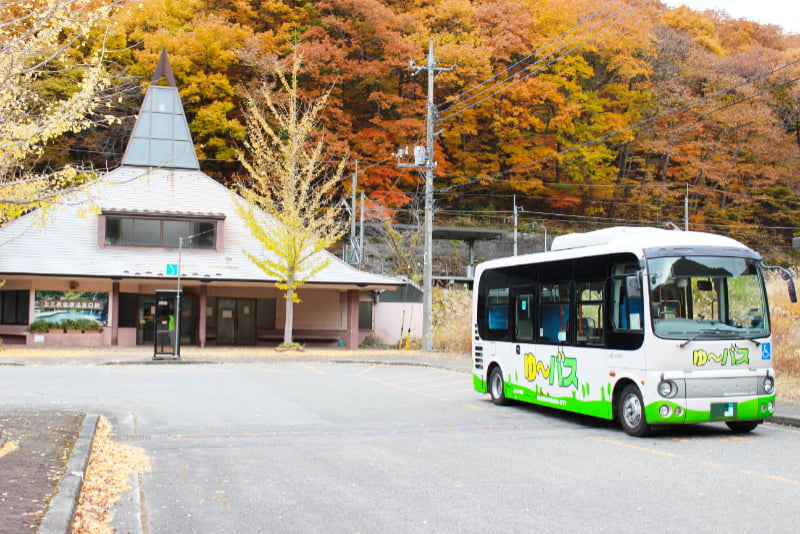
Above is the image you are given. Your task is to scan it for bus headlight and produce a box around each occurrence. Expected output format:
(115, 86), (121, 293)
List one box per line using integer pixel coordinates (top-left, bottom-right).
(658, 380), (678, 398)
(763, 376), (774, 395)
(659, 404), (672, 417)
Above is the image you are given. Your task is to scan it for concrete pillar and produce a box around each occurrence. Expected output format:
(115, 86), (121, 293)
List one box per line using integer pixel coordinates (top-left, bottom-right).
(346, 290), (359, 349)
(198, 285), (207, 348)
(111, 281), (120, 346)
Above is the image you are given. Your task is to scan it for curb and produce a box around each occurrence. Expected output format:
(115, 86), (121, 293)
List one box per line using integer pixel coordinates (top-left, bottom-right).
(768, 413), (800, 428)
(39, 413), (98, 534)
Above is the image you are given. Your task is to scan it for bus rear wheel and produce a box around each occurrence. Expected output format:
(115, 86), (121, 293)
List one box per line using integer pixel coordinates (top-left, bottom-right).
(619, 385), (651, 437)
(726, 420), (760, 433)
(489, 366), (507, 406)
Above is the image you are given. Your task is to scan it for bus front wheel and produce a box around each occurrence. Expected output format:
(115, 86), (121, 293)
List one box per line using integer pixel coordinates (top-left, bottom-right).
(619, 385), (651, 437)
(489, 367), (507, 406)
(726, 420), (760, 433)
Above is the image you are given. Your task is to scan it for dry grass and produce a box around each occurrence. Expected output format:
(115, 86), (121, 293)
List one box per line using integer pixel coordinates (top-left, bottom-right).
(432, 286), (472, 354)
(767, 275), (800, 399)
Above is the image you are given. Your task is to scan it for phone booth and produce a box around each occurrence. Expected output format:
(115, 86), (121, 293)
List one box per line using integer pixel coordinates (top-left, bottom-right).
(154, 290), (181, 359)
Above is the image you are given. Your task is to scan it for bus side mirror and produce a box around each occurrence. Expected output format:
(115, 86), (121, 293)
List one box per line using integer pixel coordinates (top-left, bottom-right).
(626, 274), (642, 300)
(760, 263), (797, 303)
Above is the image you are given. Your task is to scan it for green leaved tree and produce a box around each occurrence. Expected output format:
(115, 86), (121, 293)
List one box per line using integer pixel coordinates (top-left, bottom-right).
(235, 51), (347, 348)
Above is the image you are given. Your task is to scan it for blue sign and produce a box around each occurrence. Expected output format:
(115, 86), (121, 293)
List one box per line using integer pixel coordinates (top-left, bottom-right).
(762, 342), (772, 361)
(166, 264), (179, 276)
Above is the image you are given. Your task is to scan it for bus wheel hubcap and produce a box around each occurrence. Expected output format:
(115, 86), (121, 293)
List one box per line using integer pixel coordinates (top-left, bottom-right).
(623, 395), (641, 426)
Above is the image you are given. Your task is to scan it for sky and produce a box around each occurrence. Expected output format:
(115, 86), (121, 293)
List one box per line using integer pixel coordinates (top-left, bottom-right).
(661, 1), (800, 34)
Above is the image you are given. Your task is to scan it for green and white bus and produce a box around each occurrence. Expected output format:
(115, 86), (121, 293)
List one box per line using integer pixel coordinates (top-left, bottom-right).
(472, 227), (796, 436)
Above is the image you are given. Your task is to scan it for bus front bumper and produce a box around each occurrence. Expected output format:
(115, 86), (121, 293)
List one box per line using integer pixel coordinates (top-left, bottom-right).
(645, 373), (776, 424)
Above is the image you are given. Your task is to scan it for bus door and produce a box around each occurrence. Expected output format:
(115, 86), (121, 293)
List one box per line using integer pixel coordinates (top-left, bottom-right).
(531, 282), (572, 403)
(514, 285), (536, 344)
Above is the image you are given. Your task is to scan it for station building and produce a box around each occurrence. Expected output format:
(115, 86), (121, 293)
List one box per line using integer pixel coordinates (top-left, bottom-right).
(0, 51), (407, 349)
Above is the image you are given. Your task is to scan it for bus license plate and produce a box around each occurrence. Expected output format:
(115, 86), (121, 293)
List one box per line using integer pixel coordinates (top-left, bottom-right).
(710, 402), (737, 419)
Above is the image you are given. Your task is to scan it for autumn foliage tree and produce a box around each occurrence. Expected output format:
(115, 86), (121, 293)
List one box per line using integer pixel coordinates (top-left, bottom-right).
(24, 0), (800, 258)
(235, 52), (347, 347)
(0, 0), (119, 225)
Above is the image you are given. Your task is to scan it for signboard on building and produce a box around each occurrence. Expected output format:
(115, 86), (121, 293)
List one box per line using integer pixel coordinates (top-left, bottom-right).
(34, 291), (109, 326)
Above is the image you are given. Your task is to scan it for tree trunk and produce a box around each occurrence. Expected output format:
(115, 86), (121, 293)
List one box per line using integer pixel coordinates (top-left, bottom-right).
(284, 287), (294, 346)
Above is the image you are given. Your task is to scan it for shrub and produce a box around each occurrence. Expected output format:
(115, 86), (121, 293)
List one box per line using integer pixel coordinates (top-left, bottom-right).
(28, 319), (53, 333)
(27, 317), (103, 332)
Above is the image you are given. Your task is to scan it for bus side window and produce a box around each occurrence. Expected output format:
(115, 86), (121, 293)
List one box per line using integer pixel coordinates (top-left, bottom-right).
(613, 278), (643, 331)
(540, 283), (570, 343)
(486, 287), (510, 339)
(577, 281), (605, 346)
(488, 305), (508, 330)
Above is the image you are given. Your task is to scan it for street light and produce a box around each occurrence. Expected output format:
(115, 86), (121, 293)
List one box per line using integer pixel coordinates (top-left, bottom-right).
(173, 227), (215, 358)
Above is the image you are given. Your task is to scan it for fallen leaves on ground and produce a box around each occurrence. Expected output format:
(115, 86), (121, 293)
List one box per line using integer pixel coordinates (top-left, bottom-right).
(71, 416), (151, 534)
(0, 439), (19, 459)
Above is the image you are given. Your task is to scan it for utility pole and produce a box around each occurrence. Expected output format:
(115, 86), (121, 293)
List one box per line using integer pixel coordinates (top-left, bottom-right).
(359, 191), (365, 268)
(351, 161), (358, 260)
(400, 38), (454, 353)
(512, 194), (523, 256)
(343, 161), (362, 266)
(685, 184), (689, 231)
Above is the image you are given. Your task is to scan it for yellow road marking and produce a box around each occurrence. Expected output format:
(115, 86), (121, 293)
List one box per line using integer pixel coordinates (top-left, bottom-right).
(417, 380), (469, 390)
(740, 471), (800, 487)
(595, 437), (800, 487)
(355, 366), (375, 377)
(591, 437), (683, 458)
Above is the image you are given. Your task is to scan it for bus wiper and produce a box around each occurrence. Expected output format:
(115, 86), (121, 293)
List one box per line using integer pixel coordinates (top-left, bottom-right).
(679, 328), (735, 348)
(746, 336), (762, 347)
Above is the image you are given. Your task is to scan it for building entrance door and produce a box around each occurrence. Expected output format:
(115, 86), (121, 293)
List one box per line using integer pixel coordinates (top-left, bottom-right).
(216, 298), (256, 345)
(236, 299), (256, 345)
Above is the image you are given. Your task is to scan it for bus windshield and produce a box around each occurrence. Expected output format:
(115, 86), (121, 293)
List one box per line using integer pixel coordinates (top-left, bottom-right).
(647, 255), (769, 340)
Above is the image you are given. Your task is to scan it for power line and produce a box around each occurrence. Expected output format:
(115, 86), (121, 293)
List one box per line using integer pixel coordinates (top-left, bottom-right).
(438, 0), (628, 108)
(438, 0), (655, 122)
(435, 57), (800, 194)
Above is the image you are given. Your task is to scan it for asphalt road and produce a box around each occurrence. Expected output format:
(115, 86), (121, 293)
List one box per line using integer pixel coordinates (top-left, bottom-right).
(2, 362), (800, 533)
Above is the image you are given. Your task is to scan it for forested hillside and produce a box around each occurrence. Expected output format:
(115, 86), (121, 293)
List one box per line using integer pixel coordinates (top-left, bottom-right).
(43, 0), (800, 254)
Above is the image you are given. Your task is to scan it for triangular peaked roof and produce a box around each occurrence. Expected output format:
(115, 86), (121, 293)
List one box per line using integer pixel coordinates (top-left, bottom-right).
(121, 48), (200, 170)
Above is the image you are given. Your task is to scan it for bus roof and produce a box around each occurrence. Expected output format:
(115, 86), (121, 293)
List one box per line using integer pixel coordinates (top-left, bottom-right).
(550, 226), (747, 252)
(477, 227), (758, 272)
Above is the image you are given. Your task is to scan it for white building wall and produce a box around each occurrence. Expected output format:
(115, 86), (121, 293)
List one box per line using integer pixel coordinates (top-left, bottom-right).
(373, 302), (422, 346)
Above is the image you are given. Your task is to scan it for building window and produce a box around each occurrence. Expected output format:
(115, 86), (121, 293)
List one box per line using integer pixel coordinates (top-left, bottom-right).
(104, 215), (219, 249)
(0, 290), (30, 325)
(359, 300), (373, 330)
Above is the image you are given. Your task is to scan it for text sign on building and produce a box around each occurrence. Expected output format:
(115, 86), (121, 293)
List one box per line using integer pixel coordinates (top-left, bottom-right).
(39, 299), (104, 311)
(166, 264), (179, 276)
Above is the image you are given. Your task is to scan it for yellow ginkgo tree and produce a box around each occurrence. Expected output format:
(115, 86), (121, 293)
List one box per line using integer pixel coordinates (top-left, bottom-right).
(0, 0), (118, 225)
(235, 51), (347, 348)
